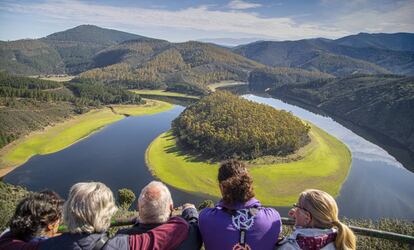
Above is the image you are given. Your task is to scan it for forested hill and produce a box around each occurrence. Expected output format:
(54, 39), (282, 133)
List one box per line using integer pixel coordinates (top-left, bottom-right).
(0, 73), (143, 148)
(266, 75), (414, 153)
(0, 25), (157, 75)
(233, 36), (414, 76)
(79, 40), (264, 92)
(172, 91), (310, 160)
(0, 39), (65, 75)
(41, 25), (156, 74)
(334, 32), (414, 51)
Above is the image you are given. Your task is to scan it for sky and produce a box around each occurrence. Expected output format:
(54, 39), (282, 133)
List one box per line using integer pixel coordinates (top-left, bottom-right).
(0, 0), (413, 44)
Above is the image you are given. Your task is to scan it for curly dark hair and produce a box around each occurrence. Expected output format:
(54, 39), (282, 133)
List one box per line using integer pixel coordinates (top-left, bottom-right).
(9, 190), (63, 241)
(218, 159), (255, 204)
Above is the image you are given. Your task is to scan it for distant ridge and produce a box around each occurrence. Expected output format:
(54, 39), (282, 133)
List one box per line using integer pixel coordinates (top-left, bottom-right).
(335, 32), (414, 52)
(233, 36), (414, 76)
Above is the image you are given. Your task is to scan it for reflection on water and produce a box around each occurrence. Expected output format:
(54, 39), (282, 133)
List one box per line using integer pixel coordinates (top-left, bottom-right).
(4, 96), (414, 220)
(244, 95), (414, 220)
(4, 107), (209, 206)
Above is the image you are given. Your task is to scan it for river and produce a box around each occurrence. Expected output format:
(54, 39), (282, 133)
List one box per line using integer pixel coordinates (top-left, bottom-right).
(4, 95), (414, 220)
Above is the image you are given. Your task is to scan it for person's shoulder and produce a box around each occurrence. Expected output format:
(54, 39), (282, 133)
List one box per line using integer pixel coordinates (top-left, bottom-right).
(116, 225), (142, 235)
(104, 235), (128, 250)
(260, 207), (281, 219)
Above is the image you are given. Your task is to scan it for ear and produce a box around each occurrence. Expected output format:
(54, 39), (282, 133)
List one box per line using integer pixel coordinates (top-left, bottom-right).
(305, 213), (312, 226)
(219, 183), (224, 195)
(47, 223), (54, 231)
(169, 203), (173, 212)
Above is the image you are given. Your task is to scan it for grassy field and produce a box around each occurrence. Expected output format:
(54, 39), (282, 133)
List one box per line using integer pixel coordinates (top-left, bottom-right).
(29, 75), (75, 82)
(208, 81), (248, 92)
(130, 89), (200, 99)
(0, 100), (173, 177)
(146, 124), (352, 206)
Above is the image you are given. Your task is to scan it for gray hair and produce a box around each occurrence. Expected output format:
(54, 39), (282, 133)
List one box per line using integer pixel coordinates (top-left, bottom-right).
(64, 182), (117, 233)
(138, 181), (173, 224)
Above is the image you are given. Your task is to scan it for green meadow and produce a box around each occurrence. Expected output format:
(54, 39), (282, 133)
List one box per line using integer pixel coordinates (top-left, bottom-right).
(0, 100), (173, 176)
(207, 81), (248, 92)
(130, 89), (200, 99)
(146, 124), (351, 206)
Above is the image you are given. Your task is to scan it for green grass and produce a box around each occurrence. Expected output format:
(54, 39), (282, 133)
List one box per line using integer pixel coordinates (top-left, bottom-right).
(0, 100), (173, 174)
(130, 89), (200, 99)
(146, 124), (351, 206)
(207, 81), (248, 92)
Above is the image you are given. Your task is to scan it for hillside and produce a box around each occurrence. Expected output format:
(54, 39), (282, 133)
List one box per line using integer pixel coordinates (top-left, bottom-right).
(79, 40), (264, 92)
(233, 38), (414, 76)
(0, 73), (143, 148)
(267, 75), (414, 153)
(41, 25), (153, 74)
(335, 32), (414, 51)
(248, 67), (333, 91)
(0, 39), (64, 75)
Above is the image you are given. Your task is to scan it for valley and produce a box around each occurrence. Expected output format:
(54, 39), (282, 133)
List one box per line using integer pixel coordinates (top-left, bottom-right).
(0, 24), (413, 222)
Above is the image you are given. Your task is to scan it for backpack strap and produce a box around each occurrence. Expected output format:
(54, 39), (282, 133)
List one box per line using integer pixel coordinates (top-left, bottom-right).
(92, 234), (109, 250)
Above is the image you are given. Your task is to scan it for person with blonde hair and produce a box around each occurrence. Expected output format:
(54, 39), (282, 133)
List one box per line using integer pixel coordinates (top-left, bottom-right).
(39, 182), (190, 250)
(277, 189), (356, 250)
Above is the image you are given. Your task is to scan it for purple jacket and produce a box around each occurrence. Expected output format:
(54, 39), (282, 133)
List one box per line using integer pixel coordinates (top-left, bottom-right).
(199, 198), (282, 250)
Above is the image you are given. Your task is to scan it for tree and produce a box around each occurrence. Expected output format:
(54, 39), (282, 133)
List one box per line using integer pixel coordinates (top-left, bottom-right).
(118, 188), (136, 210)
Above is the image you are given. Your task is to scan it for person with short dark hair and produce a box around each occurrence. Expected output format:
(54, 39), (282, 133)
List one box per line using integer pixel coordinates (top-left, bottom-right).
(0, 190), (63, 250)
(199, 159), (282, 250)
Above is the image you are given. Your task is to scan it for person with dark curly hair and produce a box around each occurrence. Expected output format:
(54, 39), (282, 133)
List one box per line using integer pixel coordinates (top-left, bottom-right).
(0, 190), (64, 250)
(199, 159), (282, 250)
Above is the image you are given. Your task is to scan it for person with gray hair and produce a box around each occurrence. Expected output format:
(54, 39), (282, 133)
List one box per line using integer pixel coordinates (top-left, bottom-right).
(138, 181), (173, 224)
(117, 181), (202, 250)
(40, 181), (190, 250)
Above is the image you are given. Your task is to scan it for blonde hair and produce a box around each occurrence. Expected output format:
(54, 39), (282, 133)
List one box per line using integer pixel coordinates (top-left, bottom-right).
(138, 181), (173, 224)
(299, 189), (356, 250)
(64, 182), (117, 233)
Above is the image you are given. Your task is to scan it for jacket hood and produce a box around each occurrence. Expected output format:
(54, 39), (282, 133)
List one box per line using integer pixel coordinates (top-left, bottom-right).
(292, 228), (337, 250)
(217, 198), (261, 210)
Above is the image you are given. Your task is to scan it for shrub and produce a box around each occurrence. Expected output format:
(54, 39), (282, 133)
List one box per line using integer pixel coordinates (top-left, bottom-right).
(118, 188), (136, 210)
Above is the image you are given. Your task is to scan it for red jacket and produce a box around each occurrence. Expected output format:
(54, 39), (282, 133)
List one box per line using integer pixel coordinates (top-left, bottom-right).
(129, 216), (190, 250)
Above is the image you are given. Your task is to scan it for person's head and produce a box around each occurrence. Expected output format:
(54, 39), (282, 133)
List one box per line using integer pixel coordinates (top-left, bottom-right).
(289, 189), (356, 250)
(64, 182), (117, 234)
(9, 190), (63, 241)
(137, 181), (173, 224)
(218, 159), (255, 204)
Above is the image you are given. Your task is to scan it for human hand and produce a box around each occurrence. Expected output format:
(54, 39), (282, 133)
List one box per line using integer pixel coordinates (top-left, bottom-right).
(182, 203), (196, 210)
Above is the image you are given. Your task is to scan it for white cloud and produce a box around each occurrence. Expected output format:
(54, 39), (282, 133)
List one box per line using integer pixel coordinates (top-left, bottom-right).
(228, 0), (262, 10)
(333, 0), (414, 33)
(0, 0), (412, 42)
(0, 0), (348, 41)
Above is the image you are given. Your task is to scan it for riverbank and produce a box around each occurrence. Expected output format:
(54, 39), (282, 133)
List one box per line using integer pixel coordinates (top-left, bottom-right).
(146, 123), (352, 206)
(130, 89), (199, 99)
(207, 81), (248, 92)
(0, 100), (173, 177)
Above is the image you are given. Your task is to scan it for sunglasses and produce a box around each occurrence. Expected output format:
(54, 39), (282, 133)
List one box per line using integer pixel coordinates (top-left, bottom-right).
(292, 203), (311, 214)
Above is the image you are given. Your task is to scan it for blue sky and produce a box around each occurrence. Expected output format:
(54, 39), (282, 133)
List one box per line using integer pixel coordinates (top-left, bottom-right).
(0, 0), (413, 43)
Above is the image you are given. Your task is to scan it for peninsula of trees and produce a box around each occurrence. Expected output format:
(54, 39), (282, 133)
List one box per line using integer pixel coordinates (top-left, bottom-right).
(172, 91), (310, 160)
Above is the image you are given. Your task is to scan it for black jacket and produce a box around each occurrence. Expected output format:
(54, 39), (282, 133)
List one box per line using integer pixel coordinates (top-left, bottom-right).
(39, 233), (128, 250)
